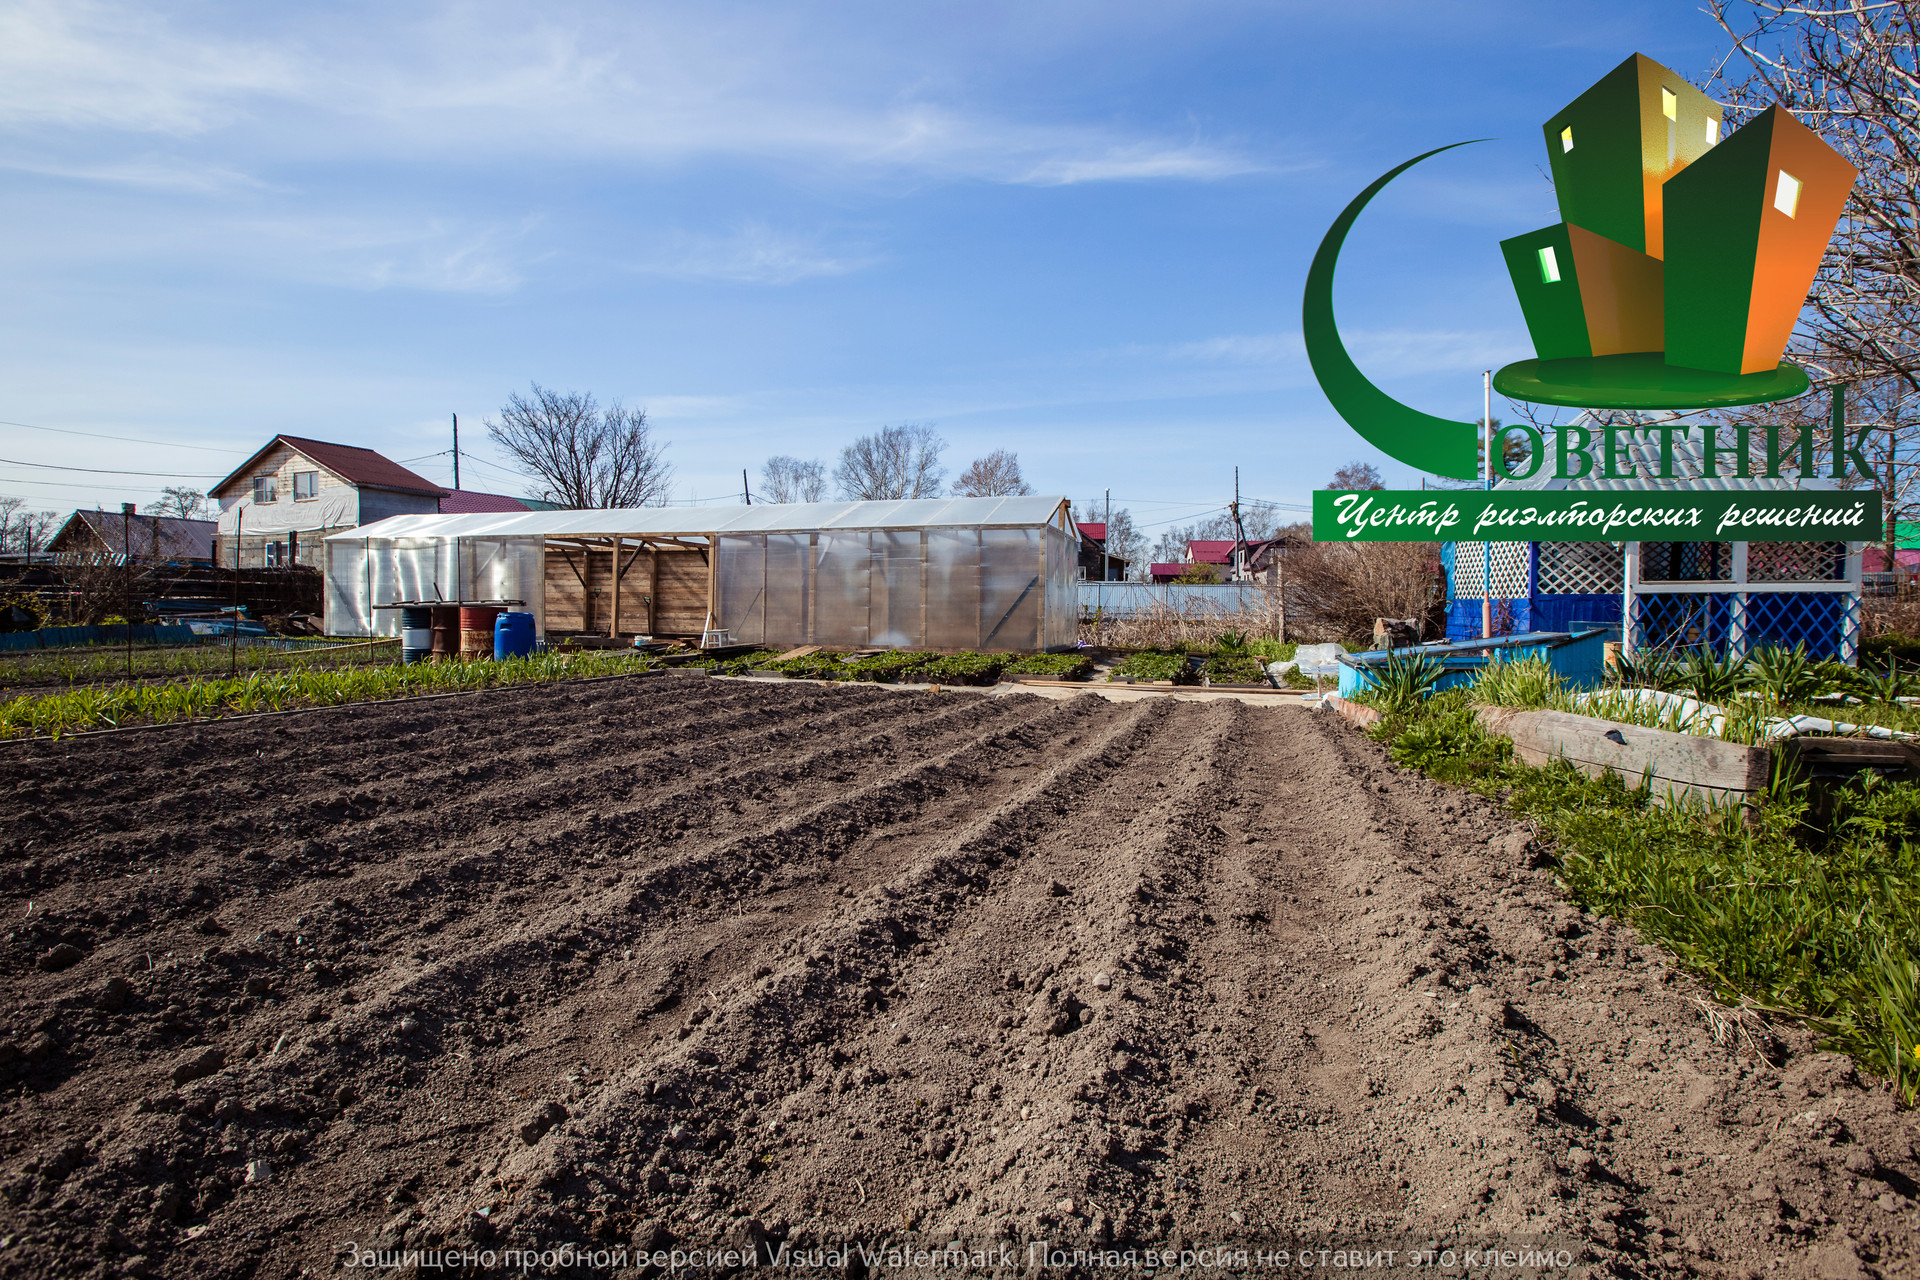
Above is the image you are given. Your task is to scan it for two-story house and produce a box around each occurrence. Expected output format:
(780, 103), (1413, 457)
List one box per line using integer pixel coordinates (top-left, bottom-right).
(211, 436), (448, 569)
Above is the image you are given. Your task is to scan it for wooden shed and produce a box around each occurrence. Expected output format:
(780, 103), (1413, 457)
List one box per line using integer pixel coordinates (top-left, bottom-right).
(323, 496), (1083, 652)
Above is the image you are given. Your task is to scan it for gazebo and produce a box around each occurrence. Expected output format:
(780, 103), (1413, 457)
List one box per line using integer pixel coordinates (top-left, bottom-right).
(1442, 433), (1863, 663)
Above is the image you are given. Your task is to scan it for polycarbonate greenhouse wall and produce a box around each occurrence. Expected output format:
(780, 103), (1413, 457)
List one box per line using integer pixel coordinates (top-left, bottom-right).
(323, 496), (1081, 652)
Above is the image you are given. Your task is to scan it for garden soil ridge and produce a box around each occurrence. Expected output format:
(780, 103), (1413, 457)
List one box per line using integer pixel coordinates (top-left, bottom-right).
(0, 675), (1915, 1277)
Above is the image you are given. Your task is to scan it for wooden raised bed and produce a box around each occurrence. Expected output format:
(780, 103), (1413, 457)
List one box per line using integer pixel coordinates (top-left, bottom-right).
(1476, 706), (1769, 807)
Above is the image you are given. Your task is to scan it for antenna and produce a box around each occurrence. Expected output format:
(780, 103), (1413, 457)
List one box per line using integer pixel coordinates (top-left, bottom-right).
(452, 413), (461, 490)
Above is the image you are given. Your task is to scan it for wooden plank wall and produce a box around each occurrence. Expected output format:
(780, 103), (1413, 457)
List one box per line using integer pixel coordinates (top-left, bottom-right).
(654, 550), (709, 634)
(542, 542), (710, 636)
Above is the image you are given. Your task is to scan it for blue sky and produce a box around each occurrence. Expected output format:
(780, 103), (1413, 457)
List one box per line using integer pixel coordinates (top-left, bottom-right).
(0, 0), (1740, 534)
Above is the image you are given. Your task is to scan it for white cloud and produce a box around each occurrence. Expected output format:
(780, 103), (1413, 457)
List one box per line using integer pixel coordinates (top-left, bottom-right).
(1020, 143), (1263, 186)
(635, 223), (878, 285)
(1164, 328), (1522, 376)
(0, 0), (1268, 187)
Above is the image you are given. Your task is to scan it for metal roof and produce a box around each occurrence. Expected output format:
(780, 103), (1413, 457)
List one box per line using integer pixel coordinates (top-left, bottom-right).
(325, 495), (1074, 542)
(214, 434), (448, 499)
(1498, 422), (1838, 494)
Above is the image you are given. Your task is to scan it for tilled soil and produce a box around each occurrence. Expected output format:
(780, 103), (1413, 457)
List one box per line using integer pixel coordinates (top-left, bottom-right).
(0, 672), (1916, 1278)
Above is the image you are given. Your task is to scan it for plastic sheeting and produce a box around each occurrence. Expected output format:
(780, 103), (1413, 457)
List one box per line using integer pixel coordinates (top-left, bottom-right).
(324, 503), (1080, 650)
(323, 535), (544, 638)
(711, 523), (1079, 651)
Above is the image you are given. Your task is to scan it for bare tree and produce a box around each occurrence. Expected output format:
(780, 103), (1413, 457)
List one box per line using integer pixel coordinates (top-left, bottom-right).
(952, 449), (1033, 497)
(145, 486), (210, 520)
(485, 383), (673, 509)
(1328, 461), (1386, 490)
(1708, 4), (1920, 580)
(833, 423), (946, 500)
(1147, 523), (1196, 568)
(1709, 2), (1919, 395)
(0, 497), (60, 553)
(760, 456), (828, 503)
(1196, 499), (1282, 541)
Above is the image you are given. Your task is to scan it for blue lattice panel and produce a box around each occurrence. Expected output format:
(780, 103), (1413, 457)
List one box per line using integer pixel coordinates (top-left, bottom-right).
(1743, 591), (1847, 660)
(1635, 593), (1733, 654)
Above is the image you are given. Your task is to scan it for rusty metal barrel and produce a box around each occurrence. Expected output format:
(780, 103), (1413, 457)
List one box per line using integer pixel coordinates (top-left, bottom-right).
(429, 605), (460, 661)
(459, 605), (503, 659)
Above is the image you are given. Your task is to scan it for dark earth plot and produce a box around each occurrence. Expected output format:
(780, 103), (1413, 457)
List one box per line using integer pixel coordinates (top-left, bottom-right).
(1, 672), (1916, 1277)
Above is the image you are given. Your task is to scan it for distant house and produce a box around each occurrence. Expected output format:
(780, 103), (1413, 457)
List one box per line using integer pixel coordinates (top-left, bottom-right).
(211, 435), (448, 569)
(1073, 522), (1130, 581)
(47, 509), (217, 563)
(440, 489), (533, 515)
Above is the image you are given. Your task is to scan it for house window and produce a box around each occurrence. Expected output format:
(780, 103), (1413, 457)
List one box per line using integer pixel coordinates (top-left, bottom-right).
(1704, 116), (1720, 145)
(1774, 170), (1802, 217)
(252, 475), (279, 504)
(1559, 126), (1573, 153)
(293, 471), (319, 500)
(1537, 246), (1562, 284)
(266, 540), (288, 567)
(1661, 87), (1678, 121)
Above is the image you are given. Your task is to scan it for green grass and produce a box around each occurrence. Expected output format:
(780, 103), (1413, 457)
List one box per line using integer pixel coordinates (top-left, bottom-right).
(1361, 684), (1920, 1106)
(0, 637), (402, 692)
(1202, 652), (1269, 685)
(0, 650), (657, 740)
(1108, 650), (1198, 684)
(694, 648), (1093, 685)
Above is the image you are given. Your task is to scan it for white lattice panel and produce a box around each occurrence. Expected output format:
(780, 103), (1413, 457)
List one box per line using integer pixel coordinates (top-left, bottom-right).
(1748, 540), (1847, 583)
(1535, 540), (1623, 596)
(1451, 541), (1530, 600)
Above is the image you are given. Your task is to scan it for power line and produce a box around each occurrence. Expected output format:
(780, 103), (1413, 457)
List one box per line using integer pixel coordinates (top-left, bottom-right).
(0, 474), (180, 498)
(0, 455), (223, 479)
(0, 418), (241, 454)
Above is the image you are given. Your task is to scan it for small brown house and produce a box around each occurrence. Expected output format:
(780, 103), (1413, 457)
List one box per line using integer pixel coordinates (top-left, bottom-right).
(210, 436), (447, 569)
(46, 510), (217, 563)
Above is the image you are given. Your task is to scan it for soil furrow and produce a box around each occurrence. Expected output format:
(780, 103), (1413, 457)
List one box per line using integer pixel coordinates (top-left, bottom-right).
(0, 684), (1913, 1280)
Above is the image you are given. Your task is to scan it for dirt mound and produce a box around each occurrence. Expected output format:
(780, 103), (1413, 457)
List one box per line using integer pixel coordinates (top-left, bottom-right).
(0, 673), (1914, 1277)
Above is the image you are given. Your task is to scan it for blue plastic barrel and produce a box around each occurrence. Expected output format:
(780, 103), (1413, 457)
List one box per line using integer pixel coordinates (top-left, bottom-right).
(400, 605), (433, 665)
(494, 611), (535, 660)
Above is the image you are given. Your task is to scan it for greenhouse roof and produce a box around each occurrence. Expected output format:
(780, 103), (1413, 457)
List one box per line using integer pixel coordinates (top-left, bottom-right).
(326, 495), (1074, 542)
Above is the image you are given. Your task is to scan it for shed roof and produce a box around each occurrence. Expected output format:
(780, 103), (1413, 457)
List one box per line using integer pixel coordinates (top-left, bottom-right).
(439, 489), (532, 514)
(50, 509), (217, 558)
(327, 495), (1074, 542)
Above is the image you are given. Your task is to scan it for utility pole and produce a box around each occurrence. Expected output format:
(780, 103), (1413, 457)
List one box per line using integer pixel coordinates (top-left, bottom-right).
(742, 469), (751, 505)
(231, 507), (242, 678)
(121, 502), (135, 678)
(452, 413), (461, 490)
(1103, 489), (1110, 582)
(1482, 370), (1493, 641)
(1229, 467), (1249, 584)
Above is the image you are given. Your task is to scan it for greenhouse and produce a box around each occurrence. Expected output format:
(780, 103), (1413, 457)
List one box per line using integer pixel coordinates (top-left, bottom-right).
(1442, 433), (1864, 662)
(322, 495), (1082, 652)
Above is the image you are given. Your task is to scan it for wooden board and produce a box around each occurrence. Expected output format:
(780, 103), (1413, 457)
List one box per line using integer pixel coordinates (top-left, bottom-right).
(772, 644), (824, 662)
(1476, 706), (1770, 806)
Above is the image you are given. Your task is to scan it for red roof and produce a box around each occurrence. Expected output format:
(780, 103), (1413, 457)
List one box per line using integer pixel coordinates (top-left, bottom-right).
(1864, 547), (1920, 572)
(1076, 522), (1106, 541)
(214, 434), (448, 499)
(1149, 563), (1187, 577)
(1186, 539), (1237, 564)
(440, 489), (531, 514)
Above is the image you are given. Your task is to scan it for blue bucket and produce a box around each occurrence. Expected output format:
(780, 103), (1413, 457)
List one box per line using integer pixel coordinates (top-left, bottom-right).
(400, 605), (433, 665)
(494, 611), (535, 660)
